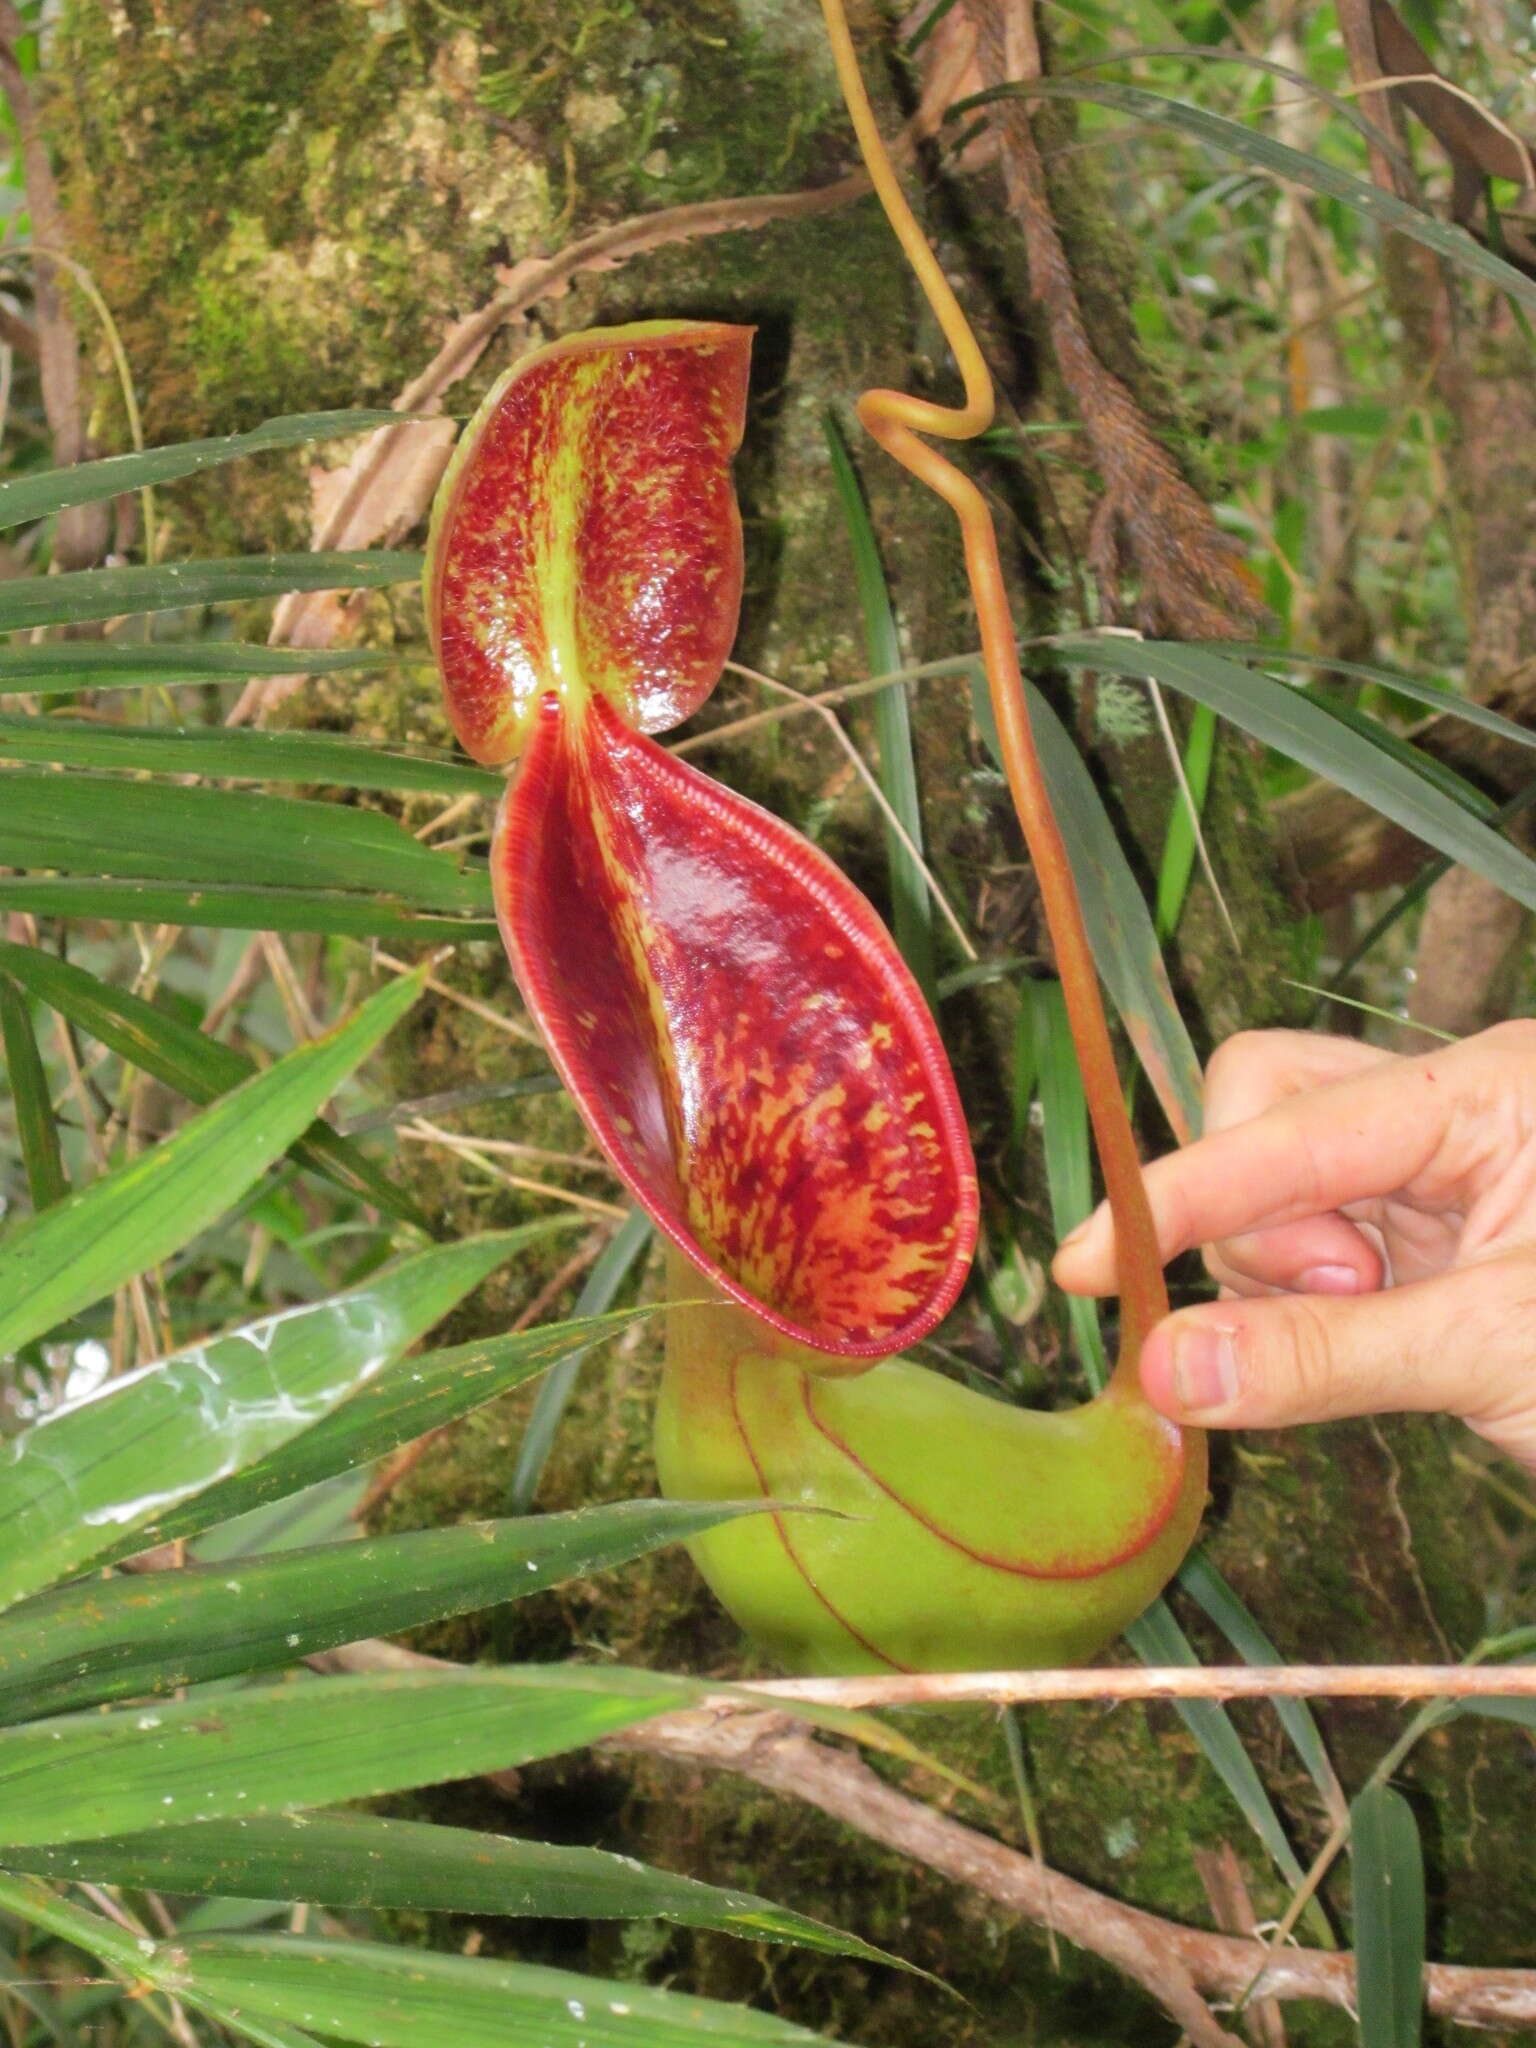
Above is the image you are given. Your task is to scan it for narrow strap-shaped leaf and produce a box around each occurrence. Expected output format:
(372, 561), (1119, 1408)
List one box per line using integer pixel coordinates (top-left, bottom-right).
(164, 1934), (838, 2046)
(177, 2002), (320, 2048)
(0, 1666), (700, 1846)
(0, 716), (503, 796)
(972, 79), (1536, 315)
(0, 1500), (763, 1721)
(1351, 1781), (1426, 2048)
(0, 1885), (838, 2048)
(0, 939), (426, 1230)
(824, 411), (938, 1005)
(0, 1225), (552, 1608)
(0, 641), (407, 692)
(972, 666), (1203, 1138)
(0, 973), (67, 1210)
(1177, 1549), (1342, 1820)
(0, 1874), (326, 2044)
(1050, 637), (1536, 915)
(110, 1307), (651, 1560)
(3, 1808), (902, 1967)
(1453, 1691), (1536, 1730)
(1022, 978), (1109, 1388)
(508, 1205), (653, 1513)
(0, 550), (422, 633)
(0, 875), (498, 940)
(1305, 691), (1497, 814)
(0, 969), (420, 1363)
(0, 411), (404, 530)
(0, 770), (491, 912)
(1218, 644), (1536, 752)
(1154, 700), (1216, 940)
(1123, 1598), (1309, 1893)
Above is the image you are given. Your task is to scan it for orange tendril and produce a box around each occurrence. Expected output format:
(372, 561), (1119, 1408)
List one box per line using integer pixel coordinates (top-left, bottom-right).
(818, 0), (1168, 1372)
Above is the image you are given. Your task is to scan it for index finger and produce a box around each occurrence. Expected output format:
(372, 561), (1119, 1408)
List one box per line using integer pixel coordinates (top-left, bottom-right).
(1053, 1038), (1470, 1295)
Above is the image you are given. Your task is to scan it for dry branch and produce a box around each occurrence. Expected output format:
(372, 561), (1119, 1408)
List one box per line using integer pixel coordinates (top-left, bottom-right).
(314, 1636), (1536, 2037)
(718, 1662), (1536, 1707)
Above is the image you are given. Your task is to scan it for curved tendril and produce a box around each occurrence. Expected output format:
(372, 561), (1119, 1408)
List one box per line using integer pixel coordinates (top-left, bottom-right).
(818, 0), (1168, 1371)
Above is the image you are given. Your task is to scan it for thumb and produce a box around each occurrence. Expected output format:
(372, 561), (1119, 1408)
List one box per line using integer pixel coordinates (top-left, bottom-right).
(1137, 1252), (1536, 1468)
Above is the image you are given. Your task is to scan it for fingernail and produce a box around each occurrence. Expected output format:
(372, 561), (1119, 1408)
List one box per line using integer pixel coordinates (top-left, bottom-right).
(1298, 1263), (1361, 1295)
(1171, 1322), (1240, 1414)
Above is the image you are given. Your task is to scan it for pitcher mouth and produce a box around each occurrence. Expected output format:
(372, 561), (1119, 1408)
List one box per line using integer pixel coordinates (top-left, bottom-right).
(494, 691), (979, 1362)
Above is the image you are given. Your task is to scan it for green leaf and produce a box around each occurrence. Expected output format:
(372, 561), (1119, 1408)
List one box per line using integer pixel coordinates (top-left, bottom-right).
(185, 2003), (322, 2048)
(0, 642), (409, 694)
(1049, 637), (1536, 916)
(0, 938), (426, 1229)
(1219, 643), (1536, 754)
(0, 1226), (550, 1608)
(0, 771), (491, 912)
(0, 412), (404, 530)
(0, 1870), (328, 2047)
(509, 1207), (654, 1513)
(973, 79), (1536, 316)
(0, 875), (498, 940)
(1351, 1782), (1425, 2048)
(0, 973), (67, 1210)
(0, 716), (503, 796)
(0, 551), (423, 633)
(1450, 1693), (1536, 1730)
(0, 969), (419, 1364)
(133, 1306), (652, 1554)
(0, 1666), (699, 1847)
(824, 411), (938, 1005)
(4, 1808), (896, 1967)
(1123, 1599), (1309, 1894)
(1154, 700), (1216, 941)
(1021, 979), (1109, 1388)
(0, 1500), (764, 1721)
(972, 666), (1203, 1137)
(160, 1934), (837, 2047)
(1304, 692), (1495, 815)
(1177, 1550), (1341, 1820)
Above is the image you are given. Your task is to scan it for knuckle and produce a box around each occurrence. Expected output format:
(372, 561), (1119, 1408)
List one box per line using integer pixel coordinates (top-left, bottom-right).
(1204, 1031), (1269, 1095)
(1269, 1297), (1340, 1414)
(1442, 1262), (1536, 1420)
(1475, 1017), (1536, 1063)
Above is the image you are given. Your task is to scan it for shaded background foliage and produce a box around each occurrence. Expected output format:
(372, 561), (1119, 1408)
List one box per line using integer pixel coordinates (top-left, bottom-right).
(0, 0), (1534, 2041)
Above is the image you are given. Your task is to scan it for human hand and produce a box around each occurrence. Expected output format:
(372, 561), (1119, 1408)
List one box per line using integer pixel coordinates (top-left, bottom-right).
(1051, 1022), (1536, 1469)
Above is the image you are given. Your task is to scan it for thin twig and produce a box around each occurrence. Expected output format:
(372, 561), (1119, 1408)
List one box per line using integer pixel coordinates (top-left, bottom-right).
(397, 1117), (627, 1219)
(310, 1638), (1536, 2036)
(671, 658), (979, 756)
(372, 947), (543, 1049)
(714, 1662), (1536, 1707)
(724, 661), (979, 962)
(1144, 678), (1239, 948)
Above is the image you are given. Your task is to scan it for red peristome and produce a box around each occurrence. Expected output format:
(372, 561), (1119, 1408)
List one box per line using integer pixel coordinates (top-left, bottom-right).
(496, 692), (979, 1359)
(426, 320), (753, 767)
